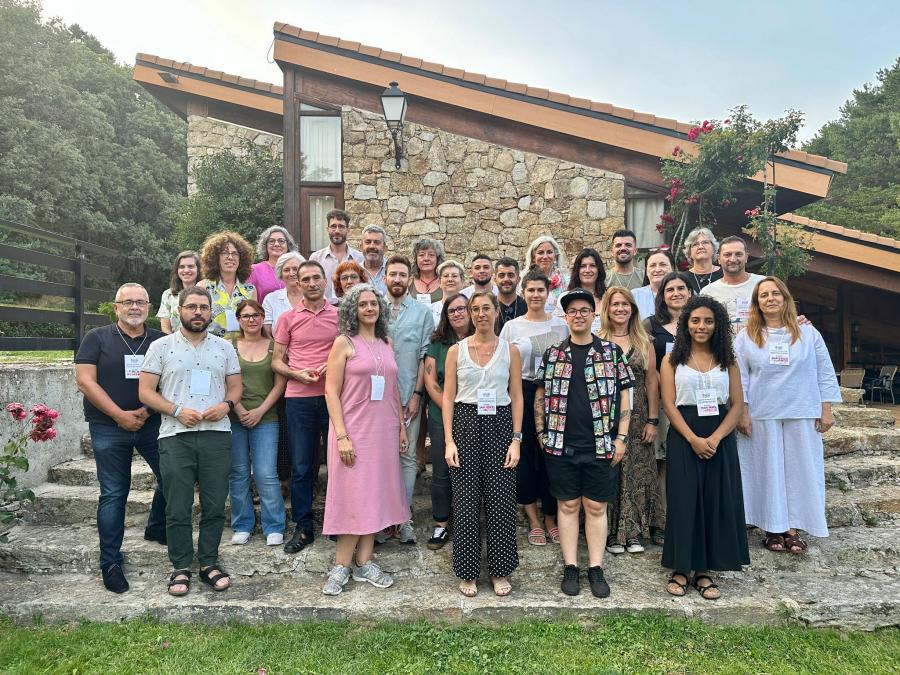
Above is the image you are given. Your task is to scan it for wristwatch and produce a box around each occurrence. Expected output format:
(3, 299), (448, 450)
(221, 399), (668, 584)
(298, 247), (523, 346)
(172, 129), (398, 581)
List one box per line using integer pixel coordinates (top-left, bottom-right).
(616, 433), (627, 441)
(512, 432), (523, 442)
(225, 399), (236, 412)
(647, 418), (659, 426)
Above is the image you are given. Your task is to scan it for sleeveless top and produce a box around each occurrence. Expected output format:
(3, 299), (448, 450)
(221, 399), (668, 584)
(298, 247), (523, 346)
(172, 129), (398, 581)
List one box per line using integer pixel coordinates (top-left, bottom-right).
(645, 316), (675, 372)
(674, 363), (730, 407)
(455, 337), (512, 406)
(231, 339), (277, 423)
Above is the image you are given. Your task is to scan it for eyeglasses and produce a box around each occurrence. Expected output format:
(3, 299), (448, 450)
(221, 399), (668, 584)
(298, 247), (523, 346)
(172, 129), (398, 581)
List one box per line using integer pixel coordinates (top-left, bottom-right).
(447, 306), (468, 316)
(339, 274), (360, 283)
(691, 240), (712, 248)
(115, 300), (149, 308)
(565, 308), (594, 317)
(239, 313), (262, 321)
(182, 304), (211, 312)
(220, 250), (240, 258)
(268, 238), (287, 245)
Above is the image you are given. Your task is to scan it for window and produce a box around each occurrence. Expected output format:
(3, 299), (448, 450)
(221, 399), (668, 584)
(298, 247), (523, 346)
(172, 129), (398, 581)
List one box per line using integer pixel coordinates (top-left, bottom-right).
(309, 194), (335, 251)
(625, 187), (665, 249)
(300, 116), (341, 183)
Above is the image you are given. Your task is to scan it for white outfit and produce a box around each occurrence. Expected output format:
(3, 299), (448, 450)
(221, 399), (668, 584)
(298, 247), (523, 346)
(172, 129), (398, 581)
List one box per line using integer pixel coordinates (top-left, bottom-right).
(735, 325), (841, 537)
(632, 285), (656, 321)
(460, 284), (499, 299)
(673, 364), (730, 407)
(499, 315), (569, 380)
(701, 273), (765, 331)
(263, 288), (293, 333)
(429, 300), (444, 328)
(455, 337), (512, 406)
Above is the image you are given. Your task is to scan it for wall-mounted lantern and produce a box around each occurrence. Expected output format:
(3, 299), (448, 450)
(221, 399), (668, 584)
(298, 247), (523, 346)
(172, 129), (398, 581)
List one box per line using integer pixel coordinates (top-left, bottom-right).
(380, 81), (407, 169)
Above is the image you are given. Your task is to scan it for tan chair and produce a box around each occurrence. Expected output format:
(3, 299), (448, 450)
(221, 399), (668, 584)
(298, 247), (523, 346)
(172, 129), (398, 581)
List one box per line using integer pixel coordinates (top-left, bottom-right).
(839, 368), (865, 389)
(870, 365), (897, 404)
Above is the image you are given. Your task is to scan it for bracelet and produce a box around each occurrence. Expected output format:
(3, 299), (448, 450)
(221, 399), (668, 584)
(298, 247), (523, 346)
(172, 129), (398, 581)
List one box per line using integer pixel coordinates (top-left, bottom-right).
(647, 418), (659, 426)
(336, 433), (350, 441)
(616, 434), (627, 441)
(172, 405), (183, 418)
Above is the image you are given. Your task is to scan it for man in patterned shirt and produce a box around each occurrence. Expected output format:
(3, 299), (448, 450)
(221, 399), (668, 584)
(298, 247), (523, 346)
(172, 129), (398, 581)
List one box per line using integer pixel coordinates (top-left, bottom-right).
(534, 288), (634, 599)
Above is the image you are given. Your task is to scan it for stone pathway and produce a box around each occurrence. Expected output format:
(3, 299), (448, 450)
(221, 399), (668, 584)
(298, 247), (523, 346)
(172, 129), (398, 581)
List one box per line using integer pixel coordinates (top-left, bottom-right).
(1, 390), (898, 630)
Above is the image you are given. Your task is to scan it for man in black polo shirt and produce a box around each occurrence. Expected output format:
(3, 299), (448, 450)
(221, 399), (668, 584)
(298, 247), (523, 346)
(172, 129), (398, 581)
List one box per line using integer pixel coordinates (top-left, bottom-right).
(494, 257), (527, 333)
(75, 282), (166, 593)
(535, 288), (634, 598)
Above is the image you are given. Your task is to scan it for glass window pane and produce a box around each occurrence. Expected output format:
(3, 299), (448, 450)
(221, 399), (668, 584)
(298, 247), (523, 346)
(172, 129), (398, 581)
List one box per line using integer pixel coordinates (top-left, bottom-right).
(626, 198), (666, 249)
(309, 195), (335, 251)
(300, 102), (325, 111)
(301, 116), (341, 182)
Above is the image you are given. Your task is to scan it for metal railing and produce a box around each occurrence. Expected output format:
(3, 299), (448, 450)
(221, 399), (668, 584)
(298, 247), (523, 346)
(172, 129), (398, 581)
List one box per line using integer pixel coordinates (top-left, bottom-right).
(0, 219), (117, 354)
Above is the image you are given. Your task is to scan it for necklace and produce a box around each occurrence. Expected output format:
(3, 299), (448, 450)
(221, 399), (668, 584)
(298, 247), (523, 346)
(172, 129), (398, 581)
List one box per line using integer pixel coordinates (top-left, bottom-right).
(611, 330), (629, 337)
(470, 336), (498, 367)
(417, 276), (438, 292)
(115, 323), (148, 355)
(689, 352), (715, 373)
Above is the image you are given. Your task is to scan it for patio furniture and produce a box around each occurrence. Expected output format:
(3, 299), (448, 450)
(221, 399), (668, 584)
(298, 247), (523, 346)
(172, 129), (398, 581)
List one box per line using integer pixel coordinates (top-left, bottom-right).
(839, 368), (866, 389)
(869, 365), (897, 404)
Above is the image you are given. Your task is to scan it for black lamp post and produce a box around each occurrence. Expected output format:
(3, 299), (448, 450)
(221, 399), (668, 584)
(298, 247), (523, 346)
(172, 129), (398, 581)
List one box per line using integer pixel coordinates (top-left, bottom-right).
(380, 81), (408, 169)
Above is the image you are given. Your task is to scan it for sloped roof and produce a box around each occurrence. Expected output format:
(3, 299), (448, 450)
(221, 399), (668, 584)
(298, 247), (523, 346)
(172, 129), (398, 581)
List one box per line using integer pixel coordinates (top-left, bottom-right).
(780, 213), (900, 251)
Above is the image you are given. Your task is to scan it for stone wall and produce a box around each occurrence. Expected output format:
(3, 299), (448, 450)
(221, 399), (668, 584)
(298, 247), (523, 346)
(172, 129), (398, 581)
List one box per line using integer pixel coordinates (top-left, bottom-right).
(186, 115), (283, 195)
(342, 106), (625, 265)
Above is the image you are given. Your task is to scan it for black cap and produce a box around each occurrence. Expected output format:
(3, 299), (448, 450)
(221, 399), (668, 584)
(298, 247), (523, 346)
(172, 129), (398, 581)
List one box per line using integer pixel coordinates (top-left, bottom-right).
(560, 288), (595, 312)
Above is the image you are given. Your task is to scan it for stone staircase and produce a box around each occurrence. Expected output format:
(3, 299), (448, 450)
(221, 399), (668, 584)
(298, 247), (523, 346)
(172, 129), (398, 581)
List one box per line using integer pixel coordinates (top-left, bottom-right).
(1, 390), (898, 630)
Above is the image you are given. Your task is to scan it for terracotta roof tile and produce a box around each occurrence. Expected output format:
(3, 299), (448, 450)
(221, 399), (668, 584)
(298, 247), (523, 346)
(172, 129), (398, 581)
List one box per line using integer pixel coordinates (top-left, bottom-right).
(526, 86), (549, 99)
(317, 34), (340, 47)
(462, 71), (487, 85)
(380, 50), (402, 63)
(338, 39), (361, 52)
(358, 45), (382, 57)
(420, 60), (443, 74)
(779, 213), (900, 250)
(135, 53), (284, 96)
(399, 56), (423, 68)
(590, 101), (613, 114)
(548, 91), (571, 105)
(298, 30), (319, 41)
(505, 82), (528, 95)
(443, 66), (465, 79)
(484, 77), (507, 89)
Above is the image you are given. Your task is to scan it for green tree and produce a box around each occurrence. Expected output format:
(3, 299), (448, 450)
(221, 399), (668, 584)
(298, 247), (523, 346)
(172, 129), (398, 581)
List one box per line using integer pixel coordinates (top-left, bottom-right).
(799, 58), (900, 238)
(174, 142), (283, 251)
(0, 0), (186, 299)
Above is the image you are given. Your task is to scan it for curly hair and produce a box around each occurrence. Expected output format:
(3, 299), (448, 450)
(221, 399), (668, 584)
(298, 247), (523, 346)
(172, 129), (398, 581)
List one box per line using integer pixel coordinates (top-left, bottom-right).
(333, 260), (369, 298)
(431, 292), (473, 344)
(199, 231), (255, 283)
(668, 295), (735, 370)
(411, 238), (446, 277)
(168, 250), (201, 294)
(567, 247), (606, 297)
(255, 226), (296, 261)
(653, 272), (694, 323)
(338, 284), (390, 342)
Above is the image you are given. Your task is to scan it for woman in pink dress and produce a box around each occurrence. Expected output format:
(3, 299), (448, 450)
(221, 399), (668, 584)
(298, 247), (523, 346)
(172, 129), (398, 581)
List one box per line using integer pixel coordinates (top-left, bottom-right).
(322, 283), (410, 595)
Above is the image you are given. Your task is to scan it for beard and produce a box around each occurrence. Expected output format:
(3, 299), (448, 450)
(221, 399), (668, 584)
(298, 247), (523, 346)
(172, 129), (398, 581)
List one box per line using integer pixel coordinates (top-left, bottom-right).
(330, 233), (346, 246)
(388, 283), (407, 298)
(182, 317), (212, 333)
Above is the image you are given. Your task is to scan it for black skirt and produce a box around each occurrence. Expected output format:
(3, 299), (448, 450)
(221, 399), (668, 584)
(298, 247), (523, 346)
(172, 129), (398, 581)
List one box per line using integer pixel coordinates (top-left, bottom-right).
(661, 405), (750, 572)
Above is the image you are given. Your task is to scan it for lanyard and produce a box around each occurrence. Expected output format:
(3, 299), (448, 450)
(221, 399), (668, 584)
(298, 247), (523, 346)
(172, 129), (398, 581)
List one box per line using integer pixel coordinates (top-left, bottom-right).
(115, 324), (148, 356)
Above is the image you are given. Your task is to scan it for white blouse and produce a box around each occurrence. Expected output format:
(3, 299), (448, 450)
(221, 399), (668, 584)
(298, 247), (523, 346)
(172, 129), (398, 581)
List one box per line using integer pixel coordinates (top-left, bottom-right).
(674, 364), (730, 406)
(455, 337), (512, 406)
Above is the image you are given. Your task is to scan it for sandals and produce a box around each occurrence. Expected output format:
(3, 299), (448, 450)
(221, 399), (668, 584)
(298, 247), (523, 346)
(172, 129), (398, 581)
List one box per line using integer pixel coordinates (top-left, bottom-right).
(527, 528), (547, 546)
(692, 574), (720, 600)
(763, 533), (786, 552)
(666, 573), (689, 597)
(167, 569), (191, 597)
(548, 527), (560, 544)
(783, 532), (808, 554)
(491, 576), (512, 597)
(459, 580), (478, 597)
(199, 565), (231, 591)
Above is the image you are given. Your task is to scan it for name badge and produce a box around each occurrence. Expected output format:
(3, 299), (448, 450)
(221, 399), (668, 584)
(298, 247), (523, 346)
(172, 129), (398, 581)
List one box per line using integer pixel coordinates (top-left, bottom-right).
(225, 309), (240, 332)
(189, 369), (212, 396)
(769, 342), (790, 366)
(124, 354), (144, 379)
(665, 342), (674, 354)
(416, 293), (432, 306)
(370, 375), (385, 401)
(534, 356), (543, 376)
(696, 388), (719, 417)
(736, 298), (751, 320)
(477, 388), (497, 415)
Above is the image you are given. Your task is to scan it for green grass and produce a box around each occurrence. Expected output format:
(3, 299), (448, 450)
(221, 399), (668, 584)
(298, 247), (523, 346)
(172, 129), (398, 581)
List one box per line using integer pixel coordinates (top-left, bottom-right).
(0, 350), (72, 363)
(1, 616), (898, 674)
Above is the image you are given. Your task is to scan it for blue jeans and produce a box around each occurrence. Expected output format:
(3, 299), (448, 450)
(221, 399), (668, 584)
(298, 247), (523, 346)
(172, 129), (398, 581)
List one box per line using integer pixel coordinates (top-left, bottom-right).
(229, 420), (285, 536)
(89, 421), (166, 570)
(285, 396), (328, 529)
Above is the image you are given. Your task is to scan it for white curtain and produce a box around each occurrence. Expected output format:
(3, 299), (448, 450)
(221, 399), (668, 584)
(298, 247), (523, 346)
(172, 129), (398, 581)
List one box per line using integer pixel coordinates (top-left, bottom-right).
(627, 197), (666, 249)
(309, 196), (335, 251)
(301, 117), (341, 182)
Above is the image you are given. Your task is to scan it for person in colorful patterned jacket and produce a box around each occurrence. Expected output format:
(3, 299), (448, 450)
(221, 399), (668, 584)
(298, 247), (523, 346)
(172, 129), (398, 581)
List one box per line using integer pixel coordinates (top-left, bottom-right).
(534, 288), (634, 599)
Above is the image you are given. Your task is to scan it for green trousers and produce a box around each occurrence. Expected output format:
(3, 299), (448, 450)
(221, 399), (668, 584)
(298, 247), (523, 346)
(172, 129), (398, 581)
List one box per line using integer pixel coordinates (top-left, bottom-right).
(158, 430), (231, 569)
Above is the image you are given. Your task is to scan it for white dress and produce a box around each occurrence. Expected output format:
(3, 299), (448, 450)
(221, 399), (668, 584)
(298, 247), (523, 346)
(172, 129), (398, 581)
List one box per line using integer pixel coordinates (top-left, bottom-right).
(735, 325), (841, 537)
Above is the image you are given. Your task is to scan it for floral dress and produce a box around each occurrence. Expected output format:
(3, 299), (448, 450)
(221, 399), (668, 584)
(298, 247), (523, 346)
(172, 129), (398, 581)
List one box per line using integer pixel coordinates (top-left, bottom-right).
(202, 278), (256, 339)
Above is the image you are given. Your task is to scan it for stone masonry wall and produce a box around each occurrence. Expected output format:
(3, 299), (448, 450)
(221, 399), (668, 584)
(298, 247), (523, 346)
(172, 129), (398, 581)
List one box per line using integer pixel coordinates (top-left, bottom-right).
(342, 106), (625, 265)
(186, 115), (283, 195)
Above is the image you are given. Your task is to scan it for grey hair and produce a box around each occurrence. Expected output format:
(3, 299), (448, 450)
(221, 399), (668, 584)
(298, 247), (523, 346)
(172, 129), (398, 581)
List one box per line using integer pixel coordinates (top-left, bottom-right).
(524, 235), (568, 274)
(411, 238), (446, 277)
(338, 283), (390, 342)
(274, 251), (307, 280)
(437, 259), (465, 277)
(256, 226), (296, 261)
(115, 283), (149, 301)
(682, 227), (719, 263)
(361, 224), (388, 240)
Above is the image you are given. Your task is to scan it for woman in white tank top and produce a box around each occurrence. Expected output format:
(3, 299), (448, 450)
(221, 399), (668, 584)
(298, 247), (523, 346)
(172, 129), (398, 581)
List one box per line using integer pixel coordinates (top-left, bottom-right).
(659, 295), (748, 601)
(442, 291), (523, 598)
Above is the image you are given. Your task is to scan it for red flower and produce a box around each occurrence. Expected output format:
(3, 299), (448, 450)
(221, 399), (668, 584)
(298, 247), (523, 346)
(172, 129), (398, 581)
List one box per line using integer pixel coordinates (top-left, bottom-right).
(678, 259), (690, 271)
(656, 223), (665, 233)
(669, 178), (683, 189)
(724, 118), (731, 124)
(661, 213), (675, 224)
(721, 198), (732, 207)
(669, 187), (680, 200)
(687, 127), (700, 141)
(672, 145), (681, 156)
(5, 402), (27, 421)
(549, 271), (561, 290)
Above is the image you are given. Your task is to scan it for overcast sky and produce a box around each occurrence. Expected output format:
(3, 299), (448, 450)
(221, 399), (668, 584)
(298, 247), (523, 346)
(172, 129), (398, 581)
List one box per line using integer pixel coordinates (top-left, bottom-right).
(41, 0), (900, 143)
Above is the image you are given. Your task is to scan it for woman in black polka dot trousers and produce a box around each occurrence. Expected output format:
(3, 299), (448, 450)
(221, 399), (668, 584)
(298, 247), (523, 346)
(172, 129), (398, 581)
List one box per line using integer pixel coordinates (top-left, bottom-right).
(442, 291), (524, 597)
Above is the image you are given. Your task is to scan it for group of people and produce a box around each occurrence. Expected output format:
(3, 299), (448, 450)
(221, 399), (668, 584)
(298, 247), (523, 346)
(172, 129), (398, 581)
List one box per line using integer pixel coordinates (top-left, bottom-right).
(74, 213), (841, 601)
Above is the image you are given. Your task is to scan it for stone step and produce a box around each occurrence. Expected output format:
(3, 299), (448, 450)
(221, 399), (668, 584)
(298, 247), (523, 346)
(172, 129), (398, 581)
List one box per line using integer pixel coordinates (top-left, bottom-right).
(825, 484), (900, 527)
(840, 387), (864, 405)
(1, 562), (898, 630)
(823, 427), (900, 457)
(49, 458), (158, 491)
(825, 455), (900, 491)
(832, 405), (896, 429)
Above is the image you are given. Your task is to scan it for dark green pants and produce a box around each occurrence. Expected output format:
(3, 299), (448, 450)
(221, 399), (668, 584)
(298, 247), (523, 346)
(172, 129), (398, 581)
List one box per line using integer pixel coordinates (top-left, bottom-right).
(159, 430), (231, 569)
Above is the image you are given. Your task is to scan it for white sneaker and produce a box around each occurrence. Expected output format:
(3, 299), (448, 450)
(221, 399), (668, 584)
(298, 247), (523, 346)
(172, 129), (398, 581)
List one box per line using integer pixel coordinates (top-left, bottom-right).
(398, 520), (416, 544)
(266, 533), (284, 546)
(231, 531), (251, 545)
(352, 560), (395, 588)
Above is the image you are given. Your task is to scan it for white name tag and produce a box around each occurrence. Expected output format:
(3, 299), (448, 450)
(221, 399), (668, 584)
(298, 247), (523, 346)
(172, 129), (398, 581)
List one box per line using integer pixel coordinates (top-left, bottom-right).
(696, 388), (719, 417)
(225, 309), (240, 332)
(769, 341), (790, 366)
(534, 356), (543, 376)
(665, 342), (674, 354)
(416, 293), (432, 306)
(736, 298), (751, 320)
(477, 388), (497, 415)
(189, 369), (212, 396)
(370, 375), (385, 401)
(124, 354), (144, 380)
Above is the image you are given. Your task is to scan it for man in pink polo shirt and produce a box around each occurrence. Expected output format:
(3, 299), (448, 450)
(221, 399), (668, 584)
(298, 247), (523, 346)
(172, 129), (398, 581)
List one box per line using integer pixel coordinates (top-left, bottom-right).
(273, 260), (339, 554)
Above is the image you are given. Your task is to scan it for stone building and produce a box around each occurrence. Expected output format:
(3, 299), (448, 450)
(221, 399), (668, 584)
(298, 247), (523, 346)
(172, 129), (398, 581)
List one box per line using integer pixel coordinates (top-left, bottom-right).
(133, 22), (900, 369)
